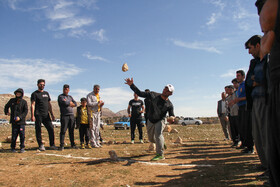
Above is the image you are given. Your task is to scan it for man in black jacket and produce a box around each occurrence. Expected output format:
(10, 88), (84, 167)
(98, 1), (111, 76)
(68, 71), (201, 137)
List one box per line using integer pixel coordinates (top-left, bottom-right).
(125, 78), (175, 161)
(4, 88), (28, 153)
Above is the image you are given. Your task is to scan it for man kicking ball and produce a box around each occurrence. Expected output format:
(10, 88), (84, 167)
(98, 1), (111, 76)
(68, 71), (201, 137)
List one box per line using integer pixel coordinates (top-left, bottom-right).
(125, 78), (175, 161)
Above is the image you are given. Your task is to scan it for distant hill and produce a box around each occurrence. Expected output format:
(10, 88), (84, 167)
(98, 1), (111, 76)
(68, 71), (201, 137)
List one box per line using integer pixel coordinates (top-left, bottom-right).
(115, 109), (128, 117)
(0, 94), (124, 120)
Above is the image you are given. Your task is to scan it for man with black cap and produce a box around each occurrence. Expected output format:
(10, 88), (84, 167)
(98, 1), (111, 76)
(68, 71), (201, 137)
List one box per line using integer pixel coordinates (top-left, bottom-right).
(58, 84), (77, 150)
(125, 78), (175, 161)
(31, 79), (56, 151)
(4, 88), (28, 153)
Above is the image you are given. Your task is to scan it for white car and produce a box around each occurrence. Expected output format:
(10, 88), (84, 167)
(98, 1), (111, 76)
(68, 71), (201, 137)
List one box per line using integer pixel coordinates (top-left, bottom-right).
(26, 120), (35, 125)
(178, 117), (203, 125)
(0, 119), (9, 124)
(52, 119), (61, 127)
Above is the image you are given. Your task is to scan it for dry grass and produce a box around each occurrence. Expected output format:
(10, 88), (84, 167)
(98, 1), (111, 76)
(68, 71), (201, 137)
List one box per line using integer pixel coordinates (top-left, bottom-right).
(0, 123), (266, 187)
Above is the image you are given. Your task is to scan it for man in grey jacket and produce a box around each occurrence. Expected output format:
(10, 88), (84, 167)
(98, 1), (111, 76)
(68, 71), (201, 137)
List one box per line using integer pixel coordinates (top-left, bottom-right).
(58, 84), (77, 150)
(87, 84), (104, 148)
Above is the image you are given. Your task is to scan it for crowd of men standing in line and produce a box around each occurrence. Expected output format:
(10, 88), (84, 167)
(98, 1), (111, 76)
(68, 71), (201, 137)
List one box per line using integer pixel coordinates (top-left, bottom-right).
(217, 0), (280, 185)
(4, 77), (176, 162)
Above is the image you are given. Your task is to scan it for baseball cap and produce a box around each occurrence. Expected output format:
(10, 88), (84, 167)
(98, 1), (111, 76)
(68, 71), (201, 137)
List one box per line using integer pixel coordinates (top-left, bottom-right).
(165, 84), (174, 93)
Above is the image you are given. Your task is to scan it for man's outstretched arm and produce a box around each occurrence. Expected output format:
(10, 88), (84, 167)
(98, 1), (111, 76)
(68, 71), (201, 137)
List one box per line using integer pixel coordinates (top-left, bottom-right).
(125, 78), (149, 98)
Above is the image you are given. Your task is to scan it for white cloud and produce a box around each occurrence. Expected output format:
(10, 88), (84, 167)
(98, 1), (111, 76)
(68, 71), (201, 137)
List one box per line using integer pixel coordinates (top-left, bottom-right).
(210, 0), (226, 10)
(90, 29), (108, 43)
(121, 52), (137, 58)
(206, 13), (221, 26)
(0, 58), (82, 89)
(220, 67), (247, 78)
(5, 0), (102, 40)
(170, 39), (222, 54)
(83, 52), (110, 63)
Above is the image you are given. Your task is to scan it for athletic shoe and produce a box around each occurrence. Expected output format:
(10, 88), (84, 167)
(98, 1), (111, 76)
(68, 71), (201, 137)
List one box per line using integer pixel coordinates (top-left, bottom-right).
(241, 148), (254, 154)
(96, 143), (102, 148)
(81, 144), (85, 149)
(164, 143), (167, 150)
(236, 145), (245, 149)
(71, 145), (78, 149)
(49, 145), (58, 150)
(140, 139), (144, 144)
(131, 140), (134, 144)
(86, 144), (92, 149)
(59, 146), (64, 151)
(20, 148), (25, 153)
(11, 149), (17, 153)
(39, 145), (46, 151)
(151, 154), (165, 161)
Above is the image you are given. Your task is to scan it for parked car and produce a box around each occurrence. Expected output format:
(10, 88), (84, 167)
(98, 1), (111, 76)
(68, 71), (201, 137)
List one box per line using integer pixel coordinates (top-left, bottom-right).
(114, 117), (145, 130)
(52, 119), (61, 127)
(26, 120), (35, 125)
(178, 117), (203, 125)
(0, 119), (9, 124)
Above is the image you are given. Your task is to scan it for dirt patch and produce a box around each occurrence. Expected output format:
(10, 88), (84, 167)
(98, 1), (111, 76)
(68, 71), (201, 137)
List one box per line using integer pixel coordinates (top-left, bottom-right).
(0, 124), (266, 186)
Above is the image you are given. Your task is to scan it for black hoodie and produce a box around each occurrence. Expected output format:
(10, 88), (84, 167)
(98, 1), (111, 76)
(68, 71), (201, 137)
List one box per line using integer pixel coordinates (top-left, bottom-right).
(4, 88), (28, 125)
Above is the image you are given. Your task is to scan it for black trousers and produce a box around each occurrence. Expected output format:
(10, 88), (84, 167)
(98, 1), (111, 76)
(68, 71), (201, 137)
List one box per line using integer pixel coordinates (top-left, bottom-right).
(237, 105), (254, 149)
(268, 83), (280, 187)
(79, 124), (89, 145)
(60, 115), (75, 147)
(130, 117), (143, 140)
(11, 124), (25, 149)
(35, 115), (55, 146)
(229, 115), (239, 144)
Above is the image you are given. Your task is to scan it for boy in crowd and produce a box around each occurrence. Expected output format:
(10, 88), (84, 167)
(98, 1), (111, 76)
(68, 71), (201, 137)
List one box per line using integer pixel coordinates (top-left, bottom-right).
(4, 88), (28, 153)
(76, 98), (91, 149)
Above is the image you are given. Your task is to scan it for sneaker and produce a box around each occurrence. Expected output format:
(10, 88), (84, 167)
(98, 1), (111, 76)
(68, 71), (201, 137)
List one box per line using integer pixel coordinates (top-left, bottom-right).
(20, 148), (25, 153)
(11, 149), (17, 153)
(71, 145), (78, 149)
(131, 140), (134, 144)
(81, 144), (85, 149)
(236, 145), (245, 149)
(86, 144), (92, 149)
(151, 154), (165, 161)
(96, 143), (102, 148)
(164, 143), (167, 150)
(49, 145), (58, 150)
(39, 145), (46, 151)
(241, 148), (254, 154)
(59, 146), (64, 151)
(140, 139), (144, 144)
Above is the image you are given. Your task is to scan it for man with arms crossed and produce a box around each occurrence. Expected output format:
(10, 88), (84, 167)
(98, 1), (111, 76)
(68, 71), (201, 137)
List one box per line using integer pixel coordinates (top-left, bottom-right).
(31, 79), (56, 151)
(125, 78), (175, 161)
(58, 84), (77, 150)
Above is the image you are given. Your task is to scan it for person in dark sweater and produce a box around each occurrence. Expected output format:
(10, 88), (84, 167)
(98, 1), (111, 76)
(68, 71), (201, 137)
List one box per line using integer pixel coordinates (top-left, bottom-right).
(256, 0), (280, 185)
(58, 84), (77, 150)
(125, 78), (175, 161)
(4, 88), (28, 153)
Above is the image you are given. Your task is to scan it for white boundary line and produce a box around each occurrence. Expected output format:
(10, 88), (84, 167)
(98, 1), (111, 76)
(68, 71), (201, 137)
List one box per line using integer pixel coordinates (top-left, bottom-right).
(38, 153), (213, 168)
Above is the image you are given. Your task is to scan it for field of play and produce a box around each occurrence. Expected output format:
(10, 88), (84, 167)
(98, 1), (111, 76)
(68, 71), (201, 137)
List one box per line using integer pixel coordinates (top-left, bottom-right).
(0, 123), (266, 186)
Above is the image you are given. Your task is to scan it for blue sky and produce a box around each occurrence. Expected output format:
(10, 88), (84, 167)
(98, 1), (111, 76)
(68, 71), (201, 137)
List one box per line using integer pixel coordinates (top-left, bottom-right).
(0, 0), (262, 117)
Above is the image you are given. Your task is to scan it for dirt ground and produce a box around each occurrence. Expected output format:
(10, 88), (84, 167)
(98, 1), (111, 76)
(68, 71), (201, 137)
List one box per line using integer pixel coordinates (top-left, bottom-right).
(0, 124), (266, 187)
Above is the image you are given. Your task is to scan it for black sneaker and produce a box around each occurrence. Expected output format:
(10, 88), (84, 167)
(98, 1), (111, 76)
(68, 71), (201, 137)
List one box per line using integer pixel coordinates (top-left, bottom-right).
(11, 149), (17, 153)
(71, 145), (78, 149)
(241, 148), (254, 154)
(236, 145), (245, 149)
(20, 148), (25, 153)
